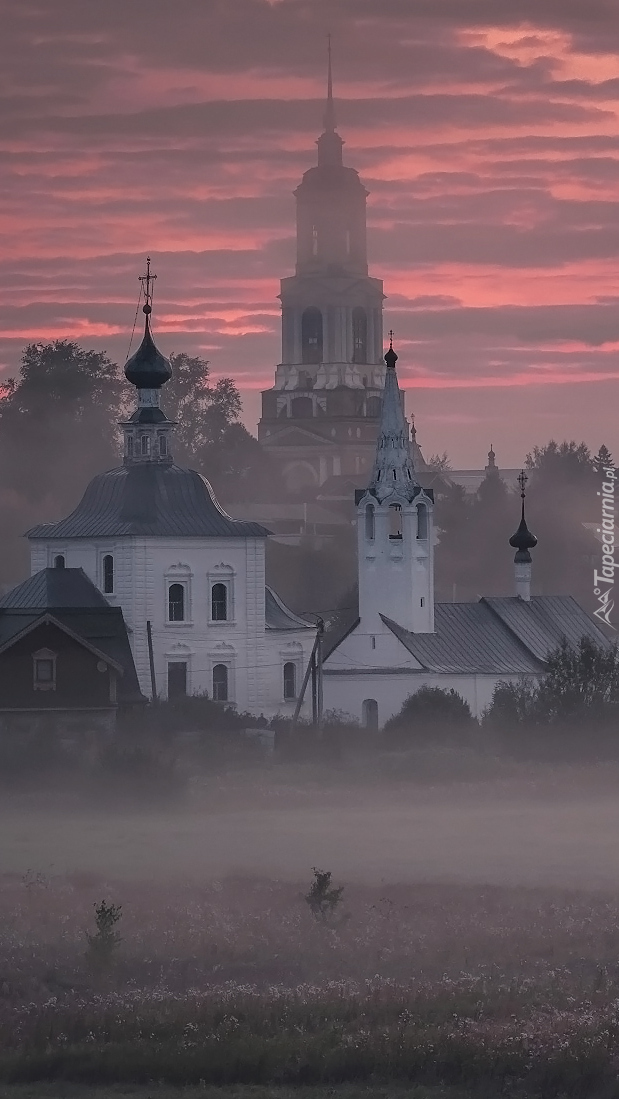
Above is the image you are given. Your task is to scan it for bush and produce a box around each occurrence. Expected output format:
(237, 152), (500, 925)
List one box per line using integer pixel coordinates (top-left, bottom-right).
(383, 687), (475, 746)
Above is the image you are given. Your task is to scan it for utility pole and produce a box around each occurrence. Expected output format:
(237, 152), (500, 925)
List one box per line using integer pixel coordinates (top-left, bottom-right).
(146, 620), (158, 702)
(315, 616), (324, 733)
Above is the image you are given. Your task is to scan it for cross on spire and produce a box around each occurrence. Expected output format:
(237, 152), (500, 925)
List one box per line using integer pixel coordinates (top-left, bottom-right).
(388, 329), (394, 349)
(139, 256), (157, 316)
(518, 469), (528, 498)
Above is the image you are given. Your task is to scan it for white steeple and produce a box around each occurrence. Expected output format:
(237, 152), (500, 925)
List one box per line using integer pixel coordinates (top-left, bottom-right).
(356, 339), (435, 634)
(368, 336), (419, 502)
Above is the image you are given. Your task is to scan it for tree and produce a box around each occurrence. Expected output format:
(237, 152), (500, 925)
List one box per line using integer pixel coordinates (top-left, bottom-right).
(383, 686), (475, 745)
(163, 353), (240, 462)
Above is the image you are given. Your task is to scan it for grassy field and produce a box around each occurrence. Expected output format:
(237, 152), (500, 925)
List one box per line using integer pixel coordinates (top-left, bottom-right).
(3, 763), (619, 1096)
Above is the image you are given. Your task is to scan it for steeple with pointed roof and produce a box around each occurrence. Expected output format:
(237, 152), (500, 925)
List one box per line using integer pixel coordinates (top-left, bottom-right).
(121, 258), (175, 465)
(368, 335), (419, 502)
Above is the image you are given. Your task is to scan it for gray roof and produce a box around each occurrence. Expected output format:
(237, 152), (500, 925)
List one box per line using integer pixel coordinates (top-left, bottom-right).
(27, 464), (271, 540)
(482, 595), (609, 660)
(0, 568), (144, 703)
(326, 595), (610, 676)
(265, 587), (312, 631)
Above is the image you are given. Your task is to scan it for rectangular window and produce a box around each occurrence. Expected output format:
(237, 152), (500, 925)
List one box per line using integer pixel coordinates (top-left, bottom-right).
(33, 650), (56, 691)
(103, 554), (114, 594)
(167, 662), (187, 700)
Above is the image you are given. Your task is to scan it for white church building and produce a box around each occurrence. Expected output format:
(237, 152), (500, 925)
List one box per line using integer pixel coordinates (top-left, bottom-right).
(323, 340), (608, 727)
(27, 265), (314, 717)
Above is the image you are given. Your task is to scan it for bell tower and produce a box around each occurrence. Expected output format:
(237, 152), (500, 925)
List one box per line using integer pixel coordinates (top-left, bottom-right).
(258, 43), (386, 495)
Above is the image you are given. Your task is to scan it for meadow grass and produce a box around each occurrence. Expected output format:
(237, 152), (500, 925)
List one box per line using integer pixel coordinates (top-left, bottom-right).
(2, 872), (619, 1096)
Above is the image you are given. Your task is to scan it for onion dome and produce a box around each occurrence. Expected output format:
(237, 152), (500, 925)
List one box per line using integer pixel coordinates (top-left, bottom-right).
(124, 257), (172, 390)
(509, 471), (537, 562)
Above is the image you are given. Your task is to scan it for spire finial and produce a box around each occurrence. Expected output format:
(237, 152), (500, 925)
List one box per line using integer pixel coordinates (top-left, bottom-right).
(139, 256), (157, 319)
(509, 469), (537, 600)
(384, 331), (397, 370)
(324, 33), (336, 132)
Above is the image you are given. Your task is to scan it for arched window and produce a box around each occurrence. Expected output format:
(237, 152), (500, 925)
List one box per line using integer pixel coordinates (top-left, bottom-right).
(126, 435), (134, 458)
(140, 434), (150, 457)
(389, 504), (403, 539)
(417, 503), (428, 540)
(283, 662), (296, 700)
(158, 433), (168, 457)
(366, 396), (382, 418)
(168, 583), (185, 622)
(211, 583), (228, 622)
(362, 699), (379, 730)
(352, 307), (367, 364)
(103, 554), (114, 594)
(212, 663), (228, 702)
(301, 307), (323, 365)
(53, 554), (65, 569)
(365, 503), (375, 541)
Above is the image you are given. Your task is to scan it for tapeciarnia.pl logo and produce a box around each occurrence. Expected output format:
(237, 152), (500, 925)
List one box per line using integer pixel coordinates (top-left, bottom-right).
(593, 465), (616, 629)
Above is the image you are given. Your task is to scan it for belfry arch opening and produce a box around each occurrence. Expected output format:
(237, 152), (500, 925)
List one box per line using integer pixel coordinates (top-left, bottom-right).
(301, 307), (323, 364)
(352, 307), (367, 364)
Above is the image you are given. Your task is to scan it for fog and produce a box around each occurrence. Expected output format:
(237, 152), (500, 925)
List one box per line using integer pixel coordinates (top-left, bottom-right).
(4, 762), (619, 890)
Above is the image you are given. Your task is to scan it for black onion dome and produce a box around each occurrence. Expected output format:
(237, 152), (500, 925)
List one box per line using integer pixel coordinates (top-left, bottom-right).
(384, 344), (398, 370)
(124, 316), (172, 390)
(509, 515), (538, 561)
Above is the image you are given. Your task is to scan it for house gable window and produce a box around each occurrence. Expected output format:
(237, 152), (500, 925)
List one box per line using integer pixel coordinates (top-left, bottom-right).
(33, 648), (56, 691)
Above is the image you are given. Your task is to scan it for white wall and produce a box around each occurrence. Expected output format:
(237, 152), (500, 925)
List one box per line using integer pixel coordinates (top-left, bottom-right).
(323, 668), (529, 724)
(30, 536), (314, 719)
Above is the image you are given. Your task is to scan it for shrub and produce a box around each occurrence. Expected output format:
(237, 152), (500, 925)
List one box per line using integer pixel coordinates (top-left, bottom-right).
(383, 686), (475, 746)
(304, 867), (344, 922)
(85, 900), (122, 972)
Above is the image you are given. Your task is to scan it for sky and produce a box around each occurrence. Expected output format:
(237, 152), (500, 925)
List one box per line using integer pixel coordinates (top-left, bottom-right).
(2, 0), (619, 467)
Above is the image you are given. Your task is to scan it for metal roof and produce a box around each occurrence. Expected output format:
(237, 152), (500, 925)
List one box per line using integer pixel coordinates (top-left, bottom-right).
(381, 602), (543, 675)
(483, 595), (610, 661)
(265, 587), (312, 631)
(0, 568), (110, 609)
(26, 464), (271, 540)
(326, 595), (609, 676)
(0, 568), (145, 703)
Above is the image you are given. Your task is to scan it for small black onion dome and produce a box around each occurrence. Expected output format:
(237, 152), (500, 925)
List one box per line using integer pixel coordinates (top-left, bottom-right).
(384, 344), (398, 369)
(124, 309), (172, 390)
(509, 516), (538, 560)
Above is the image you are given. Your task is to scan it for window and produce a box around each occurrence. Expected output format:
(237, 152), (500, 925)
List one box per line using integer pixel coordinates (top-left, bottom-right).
(417, 503), (428, 539)
(362, 698), (379, 731)
(312, 225), (318, 256)
(389, 504), (403, 539)
(53, 554), (65, 569)
(283, 661), (296, 700)
(212, 663), (228, 702)
(301, 307), (323, 364)
(365, 503), (375, 541)
(167, 661), (187, 700)
(352, 307), (367, 364)
(158, 433), (168, 457)
(371, 636), (376, 650)
(33, 649), (56, 692)
(366, 396), (382, 418)
(140, 434), (150, 457)
(168, 583), (185, 622)
(103, 554), (114, 594)
(126, 435), (134, 458)
(291, 395), (313, 418)
(211, 583), (228, 622)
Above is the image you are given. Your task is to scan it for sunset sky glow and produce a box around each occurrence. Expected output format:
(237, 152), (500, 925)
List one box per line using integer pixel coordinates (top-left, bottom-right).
(3, 0), (619, 465)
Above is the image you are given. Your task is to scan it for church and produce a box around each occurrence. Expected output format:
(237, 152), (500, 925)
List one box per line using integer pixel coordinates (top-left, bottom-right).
(257, 45), (423, 496)
(323, 341), (608, 727)
(25, 264), (314, 716)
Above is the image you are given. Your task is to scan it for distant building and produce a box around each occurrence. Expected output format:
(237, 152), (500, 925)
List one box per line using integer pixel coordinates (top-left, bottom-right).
(26, 264), (314, 713)
(0, 566), (143, 735)
(323, 344), (608, 726)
